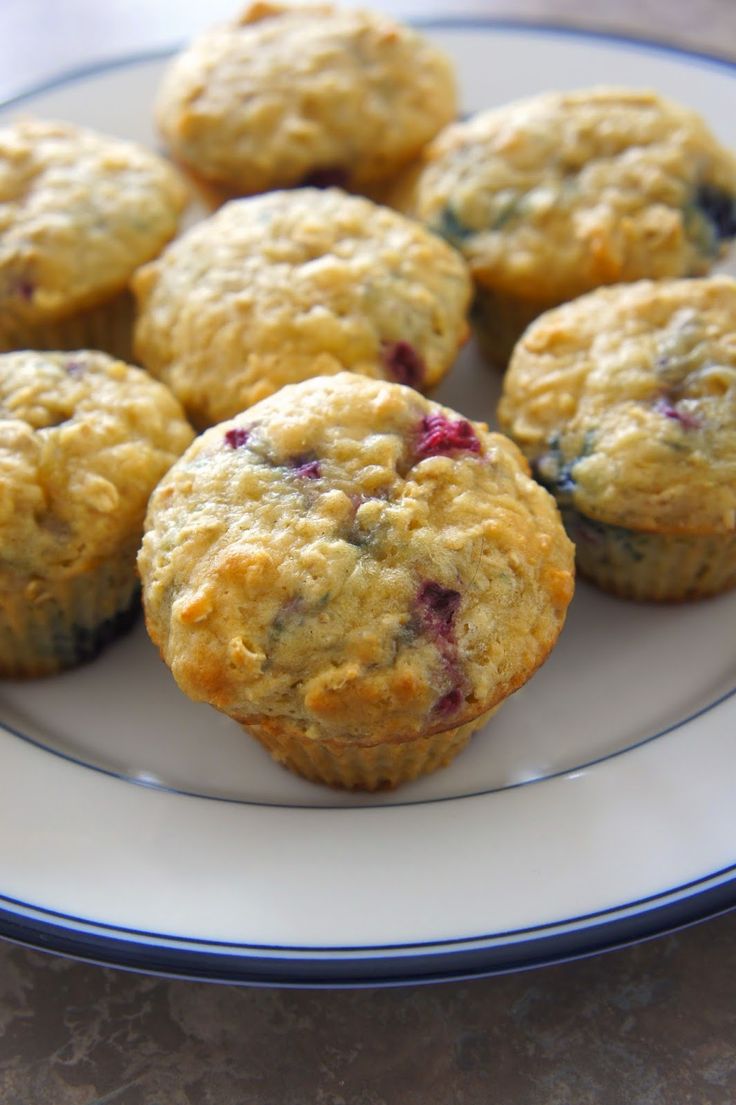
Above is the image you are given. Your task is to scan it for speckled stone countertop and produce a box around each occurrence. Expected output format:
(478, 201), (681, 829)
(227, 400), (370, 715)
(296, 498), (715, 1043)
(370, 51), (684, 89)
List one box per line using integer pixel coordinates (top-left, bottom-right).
(2, 915), (736, 1104)
(1, 2), (736, 1103)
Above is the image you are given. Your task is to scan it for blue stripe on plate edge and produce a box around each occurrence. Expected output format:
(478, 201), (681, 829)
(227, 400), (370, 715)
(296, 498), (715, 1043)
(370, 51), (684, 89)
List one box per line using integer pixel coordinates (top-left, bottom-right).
(0, 16), (734, 112)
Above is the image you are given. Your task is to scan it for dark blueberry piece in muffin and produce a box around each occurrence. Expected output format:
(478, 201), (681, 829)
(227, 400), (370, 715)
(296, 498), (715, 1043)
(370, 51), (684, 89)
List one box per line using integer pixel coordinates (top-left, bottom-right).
(300, 166), (349, 190)
(224, 427), (251, 449)
(694, 184), (736, 243)
(290, 457), (322, 479)
(416, 581), (461, 640)
(653, 397), (701, 430)
(382, 340), (425, 389)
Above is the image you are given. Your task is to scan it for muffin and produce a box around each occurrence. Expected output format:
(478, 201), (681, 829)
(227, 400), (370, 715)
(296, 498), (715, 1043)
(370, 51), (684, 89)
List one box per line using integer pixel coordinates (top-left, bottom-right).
(395, 87), (736, 366)
(155, 2), (457, 198)
(139, 373), (574, 790)
(0, 119), (187, 358)
(498, 276), (736, 601)
(132, 188), (472, 428)
(0, 350), (194, 677)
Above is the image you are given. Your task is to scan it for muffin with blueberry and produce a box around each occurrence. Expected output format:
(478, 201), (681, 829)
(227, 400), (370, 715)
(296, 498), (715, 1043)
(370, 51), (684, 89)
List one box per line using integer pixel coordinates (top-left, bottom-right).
(155, 1), (457, 199)
(498, 276), (736, 601)
(132, 188), (472, 428)
(139, 372), (574, 790)
(0, 350), (194, 677)
(0, 119), (187, 358)
(396, 87), (736, 365)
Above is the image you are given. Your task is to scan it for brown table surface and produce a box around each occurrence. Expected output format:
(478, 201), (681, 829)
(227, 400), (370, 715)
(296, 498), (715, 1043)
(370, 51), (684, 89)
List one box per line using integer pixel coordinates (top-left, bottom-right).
(1, 2), (736, 1103)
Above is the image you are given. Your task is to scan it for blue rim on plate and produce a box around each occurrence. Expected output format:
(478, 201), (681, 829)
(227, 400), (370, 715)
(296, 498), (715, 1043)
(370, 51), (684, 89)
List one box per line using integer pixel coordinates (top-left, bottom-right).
(2, 17), (736, 111)
(1, 18), (735, 987)
(3, 680), (736, 810)
(1, 869), (736, 987)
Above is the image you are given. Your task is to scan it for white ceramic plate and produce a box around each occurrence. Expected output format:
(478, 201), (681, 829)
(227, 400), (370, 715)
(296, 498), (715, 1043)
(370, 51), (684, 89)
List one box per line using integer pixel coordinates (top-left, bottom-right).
(1, 19), (735, 987)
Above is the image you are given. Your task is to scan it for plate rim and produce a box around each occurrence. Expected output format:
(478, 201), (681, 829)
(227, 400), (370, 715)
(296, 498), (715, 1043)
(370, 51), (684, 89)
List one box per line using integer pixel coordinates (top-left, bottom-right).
(4, 666), (735, 812)
(3, 867), (736, 987)
(1, 16), (736, 987)
(0, 14), (734, 113)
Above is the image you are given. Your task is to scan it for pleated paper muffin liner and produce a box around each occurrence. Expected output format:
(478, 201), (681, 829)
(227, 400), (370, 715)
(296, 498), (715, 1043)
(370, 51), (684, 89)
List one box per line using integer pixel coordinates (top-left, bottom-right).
(0, 542), (141, 679)
(239, 705), (499, 791)
(0, 292), (135, 363)
(562, 508), (736, 601)
(470, 285), (554, 369)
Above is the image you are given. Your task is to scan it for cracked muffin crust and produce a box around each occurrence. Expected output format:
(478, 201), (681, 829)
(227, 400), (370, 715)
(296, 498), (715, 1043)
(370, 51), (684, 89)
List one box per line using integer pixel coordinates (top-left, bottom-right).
(395, 87), (736, 365)
(498, 276), (736, 600)
(139, 373), (574, 789)
(132, 188), (472, 428)
(155, 1), (457, 196)
(0, 350), (194, 676)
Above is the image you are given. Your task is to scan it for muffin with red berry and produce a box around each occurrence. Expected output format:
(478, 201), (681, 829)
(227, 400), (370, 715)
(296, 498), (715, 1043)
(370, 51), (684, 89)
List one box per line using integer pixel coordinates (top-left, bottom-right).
(498, 276), (736, 600)
(139, 373), (574, 790)
(132, 188), (472, 429)
(0, 350), (194, 678)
